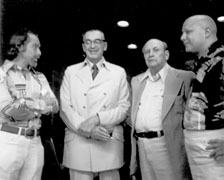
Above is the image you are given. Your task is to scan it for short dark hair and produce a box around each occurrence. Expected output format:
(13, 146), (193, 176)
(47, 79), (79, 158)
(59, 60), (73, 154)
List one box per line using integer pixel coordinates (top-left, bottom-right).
(6, 27), (37, 60)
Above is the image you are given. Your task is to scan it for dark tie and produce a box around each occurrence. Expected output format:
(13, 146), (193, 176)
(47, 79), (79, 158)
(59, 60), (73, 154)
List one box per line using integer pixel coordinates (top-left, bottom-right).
(92, 64), (99, 80)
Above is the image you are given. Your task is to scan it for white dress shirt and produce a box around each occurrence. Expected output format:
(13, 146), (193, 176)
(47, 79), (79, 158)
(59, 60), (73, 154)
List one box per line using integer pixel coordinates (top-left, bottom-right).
(135, 64), (169, 132)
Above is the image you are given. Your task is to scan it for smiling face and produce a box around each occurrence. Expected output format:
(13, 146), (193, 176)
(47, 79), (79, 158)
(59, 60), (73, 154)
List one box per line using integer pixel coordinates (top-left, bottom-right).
(20, 33), (41, 68)
(142, 39), (169, 74)
(181, 17), (206, 56)
(82, 30), (107, 64)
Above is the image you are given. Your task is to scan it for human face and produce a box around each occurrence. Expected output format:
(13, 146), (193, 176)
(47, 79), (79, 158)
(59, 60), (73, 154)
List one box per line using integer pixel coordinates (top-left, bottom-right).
(142, 39), (169, 73)
(181, 18), (206, 55)
(82, 30), (107, 63)
(20, 33), (41, 68)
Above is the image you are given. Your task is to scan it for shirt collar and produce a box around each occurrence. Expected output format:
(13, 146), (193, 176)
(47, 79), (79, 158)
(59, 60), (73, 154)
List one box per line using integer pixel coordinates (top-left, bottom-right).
(140, 63), (169, 83)
(81, 57), (110, 71)
(2, 60), (21, 73)
(2, 59), (31, 73)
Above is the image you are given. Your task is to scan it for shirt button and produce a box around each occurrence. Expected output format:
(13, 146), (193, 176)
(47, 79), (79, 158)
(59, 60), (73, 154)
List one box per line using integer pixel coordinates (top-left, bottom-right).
(83, 106), (86, 109)
(84, 93), (87, 96)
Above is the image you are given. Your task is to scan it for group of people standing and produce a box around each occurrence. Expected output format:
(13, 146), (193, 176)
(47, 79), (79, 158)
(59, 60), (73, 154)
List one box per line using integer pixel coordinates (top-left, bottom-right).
(0, 14), (224, 180)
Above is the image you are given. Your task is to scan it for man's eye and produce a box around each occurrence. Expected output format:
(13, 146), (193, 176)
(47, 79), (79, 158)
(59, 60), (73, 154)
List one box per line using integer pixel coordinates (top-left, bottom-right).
(95, 40), (101, 44)
(85, 40), (91, 45)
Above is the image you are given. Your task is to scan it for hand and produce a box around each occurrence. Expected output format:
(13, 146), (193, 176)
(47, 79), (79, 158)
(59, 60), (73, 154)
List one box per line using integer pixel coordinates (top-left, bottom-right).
(130, 175), (137, 180)
(206, 139), (224, 162)
(40, 91), (55, 106)
(78, 115), (100, 138)
(90, 126), (111, 141)
(1, 98), (36, 121)
(25, 98), (52, 114)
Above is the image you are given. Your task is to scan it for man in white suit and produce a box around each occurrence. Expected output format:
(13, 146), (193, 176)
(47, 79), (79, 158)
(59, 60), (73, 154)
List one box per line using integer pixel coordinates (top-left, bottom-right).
(129, 38), (194, 180)
(60, 29), (130, 180)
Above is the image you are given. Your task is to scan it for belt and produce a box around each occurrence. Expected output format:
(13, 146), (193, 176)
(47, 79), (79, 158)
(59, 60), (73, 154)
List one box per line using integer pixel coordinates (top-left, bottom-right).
(0, 124), (40, 138)
(134, 130), (164, 139)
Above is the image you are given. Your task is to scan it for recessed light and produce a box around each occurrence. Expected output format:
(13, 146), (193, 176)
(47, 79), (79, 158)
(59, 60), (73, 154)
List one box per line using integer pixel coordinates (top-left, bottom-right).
(117, 20), (129, 27)
(127, 44), (137, 49)
(217, 16), (224, 22)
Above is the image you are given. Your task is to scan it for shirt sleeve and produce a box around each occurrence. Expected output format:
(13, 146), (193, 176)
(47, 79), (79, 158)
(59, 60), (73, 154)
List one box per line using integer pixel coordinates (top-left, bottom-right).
(37, 73), (59, 114)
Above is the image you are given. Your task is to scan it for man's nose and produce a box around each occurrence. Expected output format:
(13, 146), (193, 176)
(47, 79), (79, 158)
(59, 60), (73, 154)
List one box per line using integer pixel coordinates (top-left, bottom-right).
(149, 50), (154, 56)
(180, 33), (185, 41)
(37, 48), (41, 56)
(90, 41), (96, 48)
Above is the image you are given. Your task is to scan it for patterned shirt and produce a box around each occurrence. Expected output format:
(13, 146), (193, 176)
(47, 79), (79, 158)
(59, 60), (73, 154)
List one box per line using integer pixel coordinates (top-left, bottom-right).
(184, 41), (224, 130)
(0, 60), (59, 129)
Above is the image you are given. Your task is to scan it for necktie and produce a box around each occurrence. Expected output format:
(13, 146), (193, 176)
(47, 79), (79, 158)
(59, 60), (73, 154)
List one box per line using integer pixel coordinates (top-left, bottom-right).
(92, 64), (99, 80)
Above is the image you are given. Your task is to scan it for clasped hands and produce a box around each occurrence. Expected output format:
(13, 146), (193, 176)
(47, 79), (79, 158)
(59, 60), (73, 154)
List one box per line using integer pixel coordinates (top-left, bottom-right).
(6, 97), (52, 121)
(78, 115), (113, 141)
(16, 97), (52, 114)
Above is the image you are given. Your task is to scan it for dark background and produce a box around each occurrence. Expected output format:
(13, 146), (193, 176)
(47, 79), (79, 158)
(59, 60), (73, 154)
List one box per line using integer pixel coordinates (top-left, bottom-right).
(2, 0), (224, 78)
(1, 0), (224, 179)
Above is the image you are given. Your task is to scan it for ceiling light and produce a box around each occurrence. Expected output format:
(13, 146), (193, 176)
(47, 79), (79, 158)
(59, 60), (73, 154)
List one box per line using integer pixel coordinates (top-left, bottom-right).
(217, 16), (224, 22)
(127, 44), (137, 49)
(117, 20), (129, 27)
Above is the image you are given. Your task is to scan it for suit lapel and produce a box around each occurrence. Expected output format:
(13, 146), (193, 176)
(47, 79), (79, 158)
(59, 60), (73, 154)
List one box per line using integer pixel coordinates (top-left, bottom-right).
(91, 67), (112, 87)
(75, 65), (112, 88)
(161, 68), (183, 121)
(132, 76), (147, 126)
(76, 66), (92, 87)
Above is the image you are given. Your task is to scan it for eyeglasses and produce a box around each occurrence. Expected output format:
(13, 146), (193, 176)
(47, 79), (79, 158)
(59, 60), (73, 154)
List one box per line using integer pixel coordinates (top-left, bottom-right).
(84, 39), (105, 46)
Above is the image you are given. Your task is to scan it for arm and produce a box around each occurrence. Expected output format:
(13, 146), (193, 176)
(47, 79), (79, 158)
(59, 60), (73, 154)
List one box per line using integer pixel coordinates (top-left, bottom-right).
(24, 73), (59, 115)
(0, 71), (15, 119)
(37, 73), (59, 114)
(0, 70), (35, 121)
(59, 68), (85, 133)
(78, 69), (130, 138)
(184, 71), (195, 102)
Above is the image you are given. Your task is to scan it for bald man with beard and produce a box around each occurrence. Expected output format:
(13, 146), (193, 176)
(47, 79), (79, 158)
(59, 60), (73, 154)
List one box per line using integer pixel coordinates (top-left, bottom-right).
(181, 15), (224, 180)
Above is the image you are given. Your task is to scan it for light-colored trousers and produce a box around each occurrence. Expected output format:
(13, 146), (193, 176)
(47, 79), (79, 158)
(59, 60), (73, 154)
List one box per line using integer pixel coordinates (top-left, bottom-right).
(137, 136), (175, 180)
(184, 129), (224, 180)
(69, 169), (120, 180)
(0, 131), (44, 180)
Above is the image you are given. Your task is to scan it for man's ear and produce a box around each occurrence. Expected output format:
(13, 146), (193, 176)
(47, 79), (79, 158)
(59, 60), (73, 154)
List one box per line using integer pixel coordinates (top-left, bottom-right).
(165, 50), (170, 61)
(205, 27), (212, 38)
(103, 42), (108, 51)
(82, 43), (86, 52)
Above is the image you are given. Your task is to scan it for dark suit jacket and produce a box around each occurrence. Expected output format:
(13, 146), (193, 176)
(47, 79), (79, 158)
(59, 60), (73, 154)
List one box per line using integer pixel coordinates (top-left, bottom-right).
(130, 65), (194, 180)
